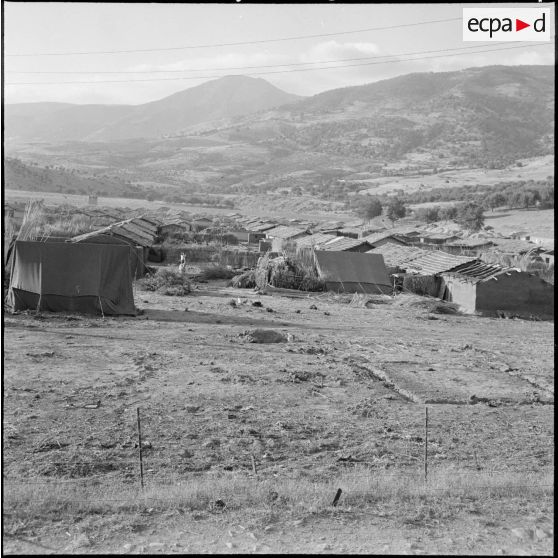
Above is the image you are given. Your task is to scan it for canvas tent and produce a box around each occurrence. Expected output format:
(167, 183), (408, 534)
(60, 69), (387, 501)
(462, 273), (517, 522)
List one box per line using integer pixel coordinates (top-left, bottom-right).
(7, 241), (136, 315)
(313, 251), (392, 294)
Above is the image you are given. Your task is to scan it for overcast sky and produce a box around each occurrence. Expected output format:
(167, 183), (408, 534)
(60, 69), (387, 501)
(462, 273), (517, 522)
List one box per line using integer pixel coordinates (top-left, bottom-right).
(3, 2), (555, 105)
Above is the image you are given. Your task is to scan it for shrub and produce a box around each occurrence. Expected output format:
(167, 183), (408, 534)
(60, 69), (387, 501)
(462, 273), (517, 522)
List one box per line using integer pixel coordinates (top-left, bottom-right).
(136, 267), (191, 295)
(255, 250), (325, 292)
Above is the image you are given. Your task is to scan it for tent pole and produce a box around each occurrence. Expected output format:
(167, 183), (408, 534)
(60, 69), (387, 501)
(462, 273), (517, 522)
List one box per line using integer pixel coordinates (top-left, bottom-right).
(98, 296), (105, 319)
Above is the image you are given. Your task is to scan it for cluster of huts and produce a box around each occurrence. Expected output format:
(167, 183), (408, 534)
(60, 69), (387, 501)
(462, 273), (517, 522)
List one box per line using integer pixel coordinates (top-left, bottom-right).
(4, 204), (554, 320)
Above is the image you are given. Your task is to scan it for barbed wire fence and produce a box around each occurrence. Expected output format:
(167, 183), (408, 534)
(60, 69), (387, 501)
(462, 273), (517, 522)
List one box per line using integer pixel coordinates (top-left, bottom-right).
(4, 405), (554, 501)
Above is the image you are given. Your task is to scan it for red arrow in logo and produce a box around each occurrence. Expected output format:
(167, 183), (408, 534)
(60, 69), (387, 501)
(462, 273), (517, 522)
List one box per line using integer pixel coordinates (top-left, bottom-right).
(516, 19), (530, 31)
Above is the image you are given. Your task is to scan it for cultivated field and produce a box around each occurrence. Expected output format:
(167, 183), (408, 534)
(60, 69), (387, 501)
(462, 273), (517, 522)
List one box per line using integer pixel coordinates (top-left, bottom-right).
(483, 209), (555, 242)
(3, 281), (554, 555)
(4, 189), (352, 223)
(358, 155), (554, 196)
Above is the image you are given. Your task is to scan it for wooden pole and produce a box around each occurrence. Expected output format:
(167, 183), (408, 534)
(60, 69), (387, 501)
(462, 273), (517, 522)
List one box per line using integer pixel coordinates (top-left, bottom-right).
(137, 407), (145, 490)
(331, 488), (342, 507)
(251, 454), (257, 475)
(424, 406), (429, 483)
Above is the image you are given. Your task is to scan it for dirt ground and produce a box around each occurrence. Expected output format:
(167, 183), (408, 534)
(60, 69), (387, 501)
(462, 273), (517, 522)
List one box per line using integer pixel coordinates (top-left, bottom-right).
(2, 281), (554, 555)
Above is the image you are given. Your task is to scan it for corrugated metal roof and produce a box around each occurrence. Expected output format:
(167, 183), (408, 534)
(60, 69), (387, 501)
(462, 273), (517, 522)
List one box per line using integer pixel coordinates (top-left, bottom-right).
(406, 250), (477, 275)
(295, 233), (337, 248)
(119, 221), (156, 243)
(446, 238), (496, 248)
(136, 215), (162, 228)
(441, 260), (510, 282)
(246, 222), (278, 232)
(489, 238), (539, 254)
(160, 219), (190, 228)
(338, 227), (363, 235)
(320, 237), (372, 252)
(367, 244), (430, 268)
(71, 218), (158, 247)
(419, 233), (460, 242)
(363, 231), (411, 246)
(312, 221), (344, 231)
(266, 225), (309, 239)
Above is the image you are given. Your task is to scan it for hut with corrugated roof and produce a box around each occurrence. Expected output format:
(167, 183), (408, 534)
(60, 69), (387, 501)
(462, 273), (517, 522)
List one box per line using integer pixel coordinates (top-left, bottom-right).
(438, 261), (553, 319)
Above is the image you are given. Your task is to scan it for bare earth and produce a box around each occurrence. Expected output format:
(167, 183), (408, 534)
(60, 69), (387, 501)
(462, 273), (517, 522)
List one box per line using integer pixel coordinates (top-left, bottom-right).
(3, 282), (554, 555)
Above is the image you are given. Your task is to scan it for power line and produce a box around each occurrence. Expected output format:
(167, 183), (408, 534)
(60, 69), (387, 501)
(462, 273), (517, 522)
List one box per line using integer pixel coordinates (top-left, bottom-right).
(5, 43), (551, 86)
(5, 17), (462, 57)
(5, 43), (529, 75)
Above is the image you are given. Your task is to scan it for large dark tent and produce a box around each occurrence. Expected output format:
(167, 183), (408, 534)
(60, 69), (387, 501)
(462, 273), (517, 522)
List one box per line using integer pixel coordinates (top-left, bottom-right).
(313, 250), (392, 294)
(7, 241), (136, 315)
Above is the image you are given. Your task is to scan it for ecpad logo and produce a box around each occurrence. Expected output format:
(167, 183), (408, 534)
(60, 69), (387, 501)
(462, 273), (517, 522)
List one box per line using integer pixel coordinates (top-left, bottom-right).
(463, 8), (550, 41)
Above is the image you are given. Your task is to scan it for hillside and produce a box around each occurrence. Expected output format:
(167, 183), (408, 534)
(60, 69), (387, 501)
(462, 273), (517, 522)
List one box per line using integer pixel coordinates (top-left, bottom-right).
(3, 157), (146, 198)
(4, 66), (554, 200)
(4, 76), (302, 142)
(225, 65), (554, 169)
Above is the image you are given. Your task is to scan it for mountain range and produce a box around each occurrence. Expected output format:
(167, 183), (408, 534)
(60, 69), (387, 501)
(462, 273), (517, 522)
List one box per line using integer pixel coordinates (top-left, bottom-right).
(4, 65), (554, 199)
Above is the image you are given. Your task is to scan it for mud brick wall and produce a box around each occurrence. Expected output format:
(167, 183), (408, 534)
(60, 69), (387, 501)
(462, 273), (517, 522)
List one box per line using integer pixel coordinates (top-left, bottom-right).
(476, 272), (554, 319)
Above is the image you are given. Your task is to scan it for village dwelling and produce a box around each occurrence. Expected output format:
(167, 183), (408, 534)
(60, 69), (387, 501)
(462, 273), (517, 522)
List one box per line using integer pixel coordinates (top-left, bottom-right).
(265, 225), (310, 252)
(227, 230), (267, 244)
(295, 233), (338, 250)
(441, 238), (497, 256)
(539, 249), (554, 266)
(320, 236), (373, 252)
(70, 217), (159, 278)
(363, 232), (410, 249)
(190, 217), (213, 232)
(438, 261), (554, 320)
(416, 233), (460, 245)
(510, 230), (532, 241)
(336, 227), (362, 239)
(159, 219), (194, 234)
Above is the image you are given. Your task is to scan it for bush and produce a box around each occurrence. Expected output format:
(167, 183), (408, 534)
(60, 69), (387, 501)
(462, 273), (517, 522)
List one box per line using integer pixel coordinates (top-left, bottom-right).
(255, 251), (325, 292)
(136, 267), (191, 295)
(455, 202), (485, 232)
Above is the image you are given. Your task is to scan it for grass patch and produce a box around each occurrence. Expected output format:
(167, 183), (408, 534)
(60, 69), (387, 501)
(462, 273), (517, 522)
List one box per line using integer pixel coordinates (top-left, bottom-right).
(4, 468), (552, 522)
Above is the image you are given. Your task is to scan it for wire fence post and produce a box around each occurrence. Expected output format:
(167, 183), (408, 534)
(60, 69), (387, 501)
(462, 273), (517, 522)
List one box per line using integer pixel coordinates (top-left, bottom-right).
(251, 454), (258, 475)
(137, 407), (145, 491)
(424, 406), (429, 483)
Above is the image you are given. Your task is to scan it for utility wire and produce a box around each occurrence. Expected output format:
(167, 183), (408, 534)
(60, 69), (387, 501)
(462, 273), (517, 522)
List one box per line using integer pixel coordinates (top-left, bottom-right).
(6, 43), (531, 74)
(5, 43), (551, 86)
(5, 17), (462, 57)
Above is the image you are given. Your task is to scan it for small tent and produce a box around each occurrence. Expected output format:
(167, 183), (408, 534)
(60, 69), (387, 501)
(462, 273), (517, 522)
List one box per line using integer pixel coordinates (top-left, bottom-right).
(313, 251), (392, 294)
(7, 241), (136, 315)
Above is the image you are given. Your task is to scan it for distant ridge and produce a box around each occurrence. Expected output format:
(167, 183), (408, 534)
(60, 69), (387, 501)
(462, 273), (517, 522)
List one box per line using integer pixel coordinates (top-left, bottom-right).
(5, 75), (303, 142)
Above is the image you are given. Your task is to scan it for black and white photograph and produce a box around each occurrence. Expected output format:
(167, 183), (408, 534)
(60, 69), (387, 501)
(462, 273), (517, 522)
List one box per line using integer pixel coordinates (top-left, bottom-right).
(1, 1), (554, 554)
